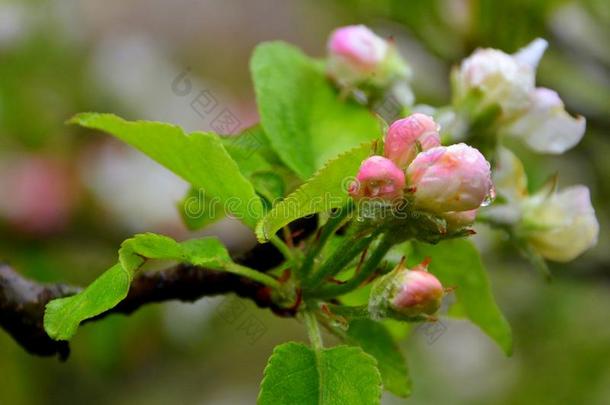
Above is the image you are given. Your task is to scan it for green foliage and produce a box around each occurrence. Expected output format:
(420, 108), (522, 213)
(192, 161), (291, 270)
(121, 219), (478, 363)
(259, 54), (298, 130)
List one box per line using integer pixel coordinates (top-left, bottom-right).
(346, 319), (411, 397)
(44, 264), (131, 342)
(411, 239), (513, 355)
(70, 113), (264, 228)
(44, 234), (231, 340)
(251, 41), (379, 180)
(258, 342), (382, 405)
(256, 143), (370, 241)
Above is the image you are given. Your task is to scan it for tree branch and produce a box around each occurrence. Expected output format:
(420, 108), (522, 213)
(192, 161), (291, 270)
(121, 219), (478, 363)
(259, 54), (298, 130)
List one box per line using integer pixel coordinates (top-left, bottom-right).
(1, 258), (297, 361)
(0, 218), (316, 360)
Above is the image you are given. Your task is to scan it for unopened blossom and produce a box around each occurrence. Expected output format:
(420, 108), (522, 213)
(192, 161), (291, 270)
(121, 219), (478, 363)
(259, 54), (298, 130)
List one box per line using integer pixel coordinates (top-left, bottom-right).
(521, 185), (599, 262)
(327, 25), (409, 89)
(349, 155), (405, 201)
(504, 87), (586, 154)
(384, 113), (441, 168)
(389, 261), (444, 317)
(453, 39), (547, 114)
(406, 143), (493, 213)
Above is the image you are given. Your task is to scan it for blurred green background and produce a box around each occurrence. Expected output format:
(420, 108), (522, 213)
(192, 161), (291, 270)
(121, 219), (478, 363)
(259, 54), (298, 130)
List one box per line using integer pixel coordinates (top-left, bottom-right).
(0, 0), (608, 404)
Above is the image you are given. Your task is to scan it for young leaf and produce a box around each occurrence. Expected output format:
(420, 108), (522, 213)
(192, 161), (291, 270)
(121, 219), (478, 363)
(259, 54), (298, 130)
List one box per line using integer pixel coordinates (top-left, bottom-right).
(258, 342), (382, 405)
(411, 239), (513, 355)
(256, 143), (370, 242)
(44, 263), (131, 342)
(69, 113), (263, 228)
(251, 41), (379, 179)
(44, 234), (231, 340)
(346, 319), (411, 398)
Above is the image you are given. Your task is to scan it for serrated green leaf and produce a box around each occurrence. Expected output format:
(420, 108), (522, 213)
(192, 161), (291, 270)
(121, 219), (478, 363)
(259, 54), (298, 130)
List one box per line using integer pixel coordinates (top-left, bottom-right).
(70, 113), (263, 228)
(345, 320), (411, 397)
(258, 342), (382, 405)
(255, 143), (370, 242)
(251, 42), (379, 179)
(44, 234), (231, 340)
(411, 239), (513, 355)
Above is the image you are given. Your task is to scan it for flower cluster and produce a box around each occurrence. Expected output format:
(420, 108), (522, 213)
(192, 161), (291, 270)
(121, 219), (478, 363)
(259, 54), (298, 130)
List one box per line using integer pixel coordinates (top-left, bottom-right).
(349, 113), (493, 232)
(329, 25), (599, 266)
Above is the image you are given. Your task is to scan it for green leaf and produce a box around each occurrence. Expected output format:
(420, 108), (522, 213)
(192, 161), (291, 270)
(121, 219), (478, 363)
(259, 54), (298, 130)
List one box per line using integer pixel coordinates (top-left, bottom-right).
(179, 186), (225, 231)
(178, 126), (289, 231)
(346, 319), (411, 397)
(411, 239), (513, 355)
(70, 113), (263, 228)
(256, 143), (370, 242)
(44, 234), (231, 340)
(44, 263), (131, 342)
(258, 342), (382, 405)
(251, 42), (379, 179)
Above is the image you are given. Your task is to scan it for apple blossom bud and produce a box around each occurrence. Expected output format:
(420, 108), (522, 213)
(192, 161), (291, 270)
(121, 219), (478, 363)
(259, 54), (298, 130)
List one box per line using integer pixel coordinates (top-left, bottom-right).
(349, 156), (405, 201)
(505, 87), (586, 154)
(453, 39), (547, 115)
(328, 25), (388, 74)
(390, 262), (444, 317)
(522, 185), (599, 262)
(326, 25), (410, 91)
(406, 143), (493, 213)
(384, 113), (441, 168)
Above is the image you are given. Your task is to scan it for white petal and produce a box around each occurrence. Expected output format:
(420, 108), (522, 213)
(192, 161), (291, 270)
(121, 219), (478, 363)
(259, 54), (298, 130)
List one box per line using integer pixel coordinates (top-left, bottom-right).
(513, 38), (548, 70)
(519, 111), (586, 154)
(506, 88), (586, 154)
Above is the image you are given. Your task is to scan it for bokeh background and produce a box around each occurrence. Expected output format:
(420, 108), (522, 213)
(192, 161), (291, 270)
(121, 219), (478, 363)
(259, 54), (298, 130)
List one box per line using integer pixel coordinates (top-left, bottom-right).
(1, 0), (609, 404)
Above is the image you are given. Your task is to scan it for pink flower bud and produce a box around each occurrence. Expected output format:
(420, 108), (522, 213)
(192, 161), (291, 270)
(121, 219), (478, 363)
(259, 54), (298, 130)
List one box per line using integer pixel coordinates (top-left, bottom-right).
(390, 262), (444, 317)
(349, 156), (405, 201)
(328, 25), (388, 74)
(406, 143), (493, 213)
(384, 113), (441, 168)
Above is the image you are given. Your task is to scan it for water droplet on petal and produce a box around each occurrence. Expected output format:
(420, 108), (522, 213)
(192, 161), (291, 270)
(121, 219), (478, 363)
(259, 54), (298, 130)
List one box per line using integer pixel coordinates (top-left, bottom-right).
(480, 186), (496, 207)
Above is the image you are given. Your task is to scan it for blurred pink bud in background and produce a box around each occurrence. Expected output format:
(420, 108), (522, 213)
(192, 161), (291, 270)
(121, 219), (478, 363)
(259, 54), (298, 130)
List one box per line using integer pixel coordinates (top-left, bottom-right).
(327, 25), (388, 73)
(0, 155), (77, 235)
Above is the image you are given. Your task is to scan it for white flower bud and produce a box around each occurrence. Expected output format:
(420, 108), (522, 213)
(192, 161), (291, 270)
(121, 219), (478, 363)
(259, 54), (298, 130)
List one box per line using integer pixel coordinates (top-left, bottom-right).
(522, 185), (599, 262)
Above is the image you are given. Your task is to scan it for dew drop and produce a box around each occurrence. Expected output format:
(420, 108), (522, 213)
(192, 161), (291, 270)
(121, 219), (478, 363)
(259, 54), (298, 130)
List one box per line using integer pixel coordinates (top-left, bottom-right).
(480, 186), (496, 207)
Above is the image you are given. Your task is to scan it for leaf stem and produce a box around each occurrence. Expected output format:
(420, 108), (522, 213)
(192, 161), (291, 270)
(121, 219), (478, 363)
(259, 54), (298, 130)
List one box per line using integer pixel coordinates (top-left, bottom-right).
(315, 234), (393, 299)
(303, 308), (324, 351)
(270, 235), (295, 262)
(223, 262), (281, 289)
(299, 204), (353, 281)
(305, 224), (378, 289)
